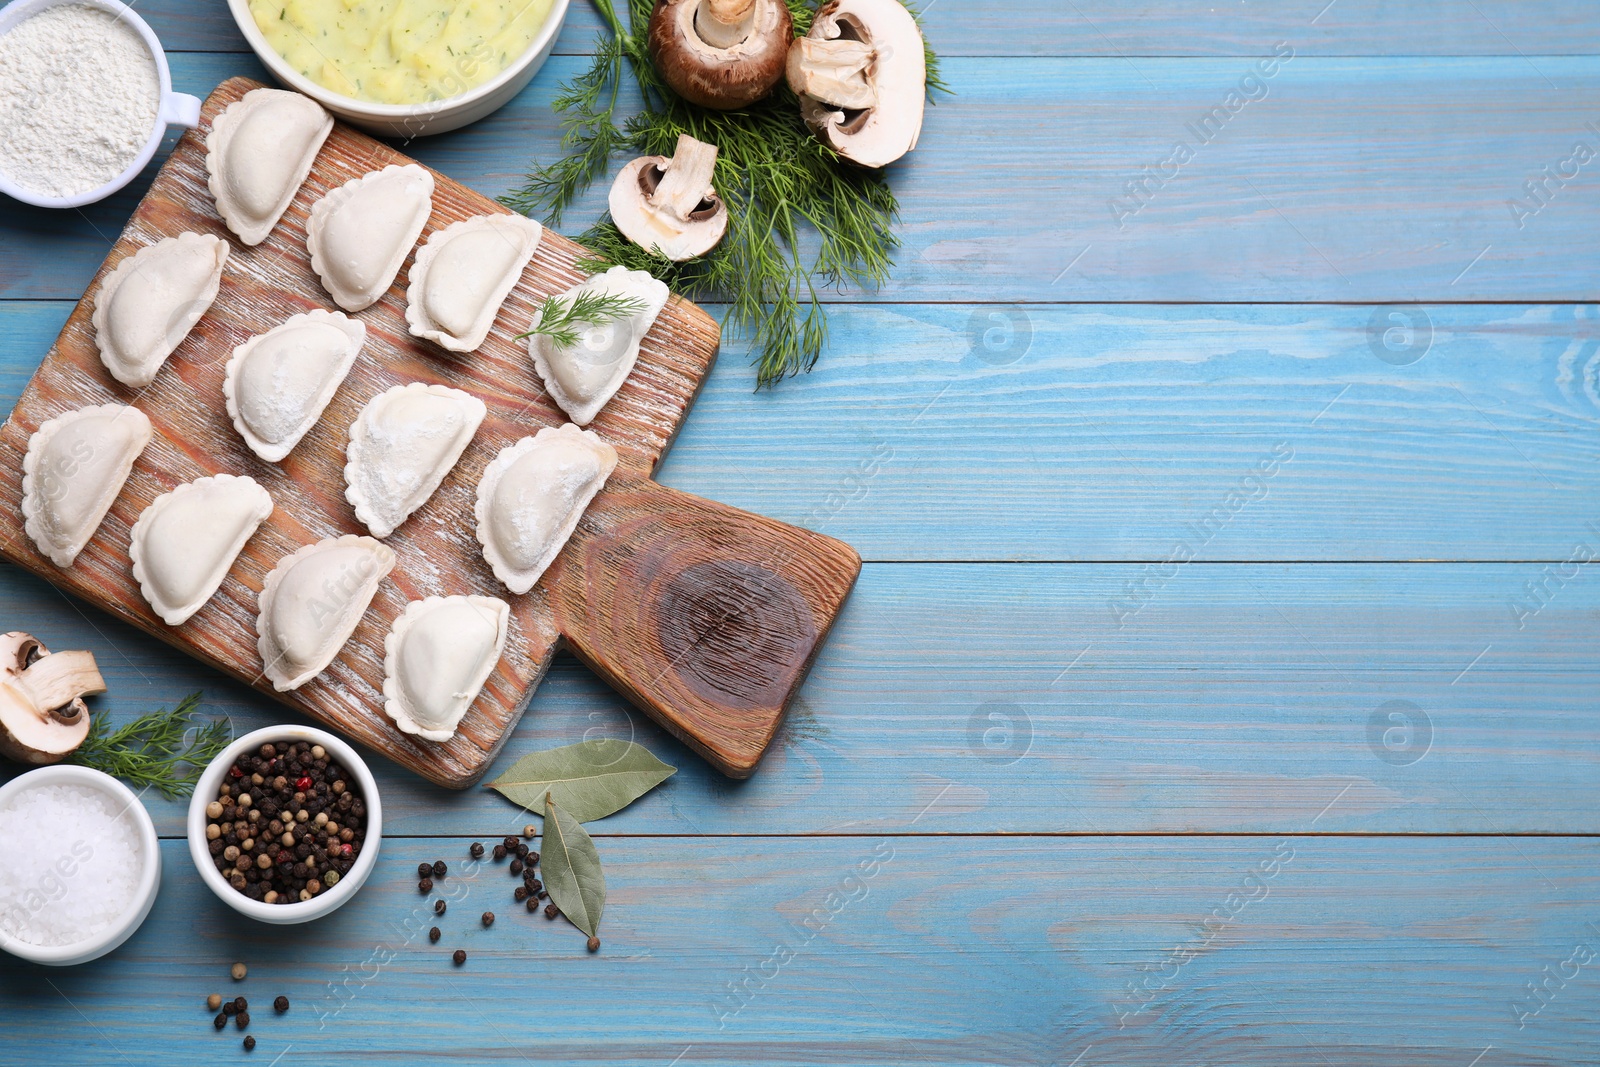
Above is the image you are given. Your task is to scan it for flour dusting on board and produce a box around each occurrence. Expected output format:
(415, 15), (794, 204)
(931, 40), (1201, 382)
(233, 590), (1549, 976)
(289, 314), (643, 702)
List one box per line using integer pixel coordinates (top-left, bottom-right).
(0, 4), (159, 198)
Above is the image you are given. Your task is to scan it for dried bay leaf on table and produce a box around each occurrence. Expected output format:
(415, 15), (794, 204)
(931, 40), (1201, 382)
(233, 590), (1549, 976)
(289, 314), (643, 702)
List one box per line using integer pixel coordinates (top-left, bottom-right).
(487, 738), (676, 822)
(541, 793), (606, 938)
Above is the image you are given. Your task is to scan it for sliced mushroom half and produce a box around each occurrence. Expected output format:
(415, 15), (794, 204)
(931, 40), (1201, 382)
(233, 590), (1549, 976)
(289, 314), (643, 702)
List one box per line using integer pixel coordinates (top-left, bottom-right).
(0, 632), (106, 765)
(649, 0), (794, 110)
(787, 0), (926, 169)
(609, 135), (730, 261)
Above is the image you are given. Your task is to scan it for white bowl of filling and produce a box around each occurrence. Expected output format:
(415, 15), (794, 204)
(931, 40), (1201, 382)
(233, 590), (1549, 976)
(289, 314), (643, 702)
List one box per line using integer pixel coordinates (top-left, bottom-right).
(0, 765), (162, 966)
(225, 0), (570, 137)
(0, 0), (203, 208)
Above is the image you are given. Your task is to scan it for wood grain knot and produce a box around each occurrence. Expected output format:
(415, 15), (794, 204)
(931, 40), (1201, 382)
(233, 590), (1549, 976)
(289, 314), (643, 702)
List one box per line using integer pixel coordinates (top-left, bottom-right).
(655, 560), (817, 711)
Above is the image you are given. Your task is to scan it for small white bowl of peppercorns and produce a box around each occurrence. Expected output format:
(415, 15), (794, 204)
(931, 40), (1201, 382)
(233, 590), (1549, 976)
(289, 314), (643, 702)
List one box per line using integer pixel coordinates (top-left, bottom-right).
(186, 725), (382, 924)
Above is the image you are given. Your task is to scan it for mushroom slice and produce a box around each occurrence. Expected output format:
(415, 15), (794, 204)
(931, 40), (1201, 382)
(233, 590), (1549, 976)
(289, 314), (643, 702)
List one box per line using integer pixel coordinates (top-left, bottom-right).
(609, 135), (729, 261)
(648, 0), (793, 109)
(256, 534), (396, 691)
(21, 404), (153, 568)
(91, 233), (229, 388)
(528, 266), (670, 426)
(405, 214), (543, 352)
(224, 310), (365, 463)
(306, 164), (435, 312)
(786, 0), (926, 169)
(0, 633), (106, 765)
(206, 88), (333, 246)
(344, 383), (486, 538)
(474, 424), (617, 595)
(129, 474), (273, 626)
(383, 595), (510, 742)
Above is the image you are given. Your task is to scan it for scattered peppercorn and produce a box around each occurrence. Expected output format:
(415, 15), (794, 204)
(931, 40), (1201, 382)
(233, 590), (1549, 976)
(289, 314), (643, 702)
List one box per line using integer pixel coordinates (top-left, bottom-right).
(545, 903), (558, 919)
(502, 835), (517, 850)
(231, 962), (247, 980)
(432, 860), (446, 878)
(523, 824), (536, 839)
(417, 862), (431, 878)
(235, 1011), (250, 1029)
(234, 997), (247, 1012)
(514, 886), (529, 902)
(224, 1003), (238, 1017)
(526, 897), (540, 913)
(469, 842), (484, 858)
(527, 851), (539, 866)
(243, 1035), (256, 1051)
(429, 926), (441, 943)
(515, 843), (530, 860)
(492, 844), (506, 861)
(207, 993), (222, 1012)
(418, 877), (433, 894)
(434, 899), (446, 915)
(481, 911), (495, 928)
(213, 1013), (227, 1031)
(587, 936), (600, 953)
(510, 859), (523, 876)
(452, 949), (466, 966)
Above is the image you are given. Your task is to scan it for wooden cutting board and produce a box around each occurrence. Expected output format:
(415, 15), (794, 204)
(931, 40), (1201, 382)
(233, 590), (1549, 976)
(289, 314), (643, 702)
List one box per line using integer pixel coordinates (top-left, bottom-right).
(0, 77), (860, 788)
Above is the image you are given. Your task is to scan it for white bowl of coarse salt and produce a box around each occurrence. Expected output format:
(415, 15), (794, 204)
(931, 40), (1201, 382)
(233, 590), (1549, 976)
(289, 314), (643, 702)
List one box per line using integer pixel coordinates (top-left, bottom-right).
(0, 765), (161, 966)
(0, 0), (202, 208)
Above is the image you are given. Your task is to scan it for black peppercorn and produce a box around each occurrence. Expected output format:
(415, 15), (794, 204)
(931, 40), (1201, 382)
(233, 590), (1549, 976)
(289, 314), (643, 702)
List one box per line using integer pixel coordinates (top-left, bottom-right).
(515, 842), (530, 859)
(429, 926), (441, 943)
(418, 877), (433, 894)
(417, 862), (431, 878)
(223, 1002), (238, 1017)
(526, 896), (540, 913)
(514, 886), (529, 902)
(432, 860), (446, 878)
(502, 835), (517, 850)
(213, 1013), (228, 1030)
(492, 844), (506, 861)
(526, 851), (538, 866)
(544, 903), (558, 919)
(452, 949), (466, 965)
(274, 996), (289, 1013)
(234, 997), (247, 1012)
(434, 899), (446, 915)
(469, 842), (484, 858)
(244, 1035), (256, 1051)
(481, 911), (495, 927)
(510, 858), (523, 876)
(236, 1011), (250, 1029)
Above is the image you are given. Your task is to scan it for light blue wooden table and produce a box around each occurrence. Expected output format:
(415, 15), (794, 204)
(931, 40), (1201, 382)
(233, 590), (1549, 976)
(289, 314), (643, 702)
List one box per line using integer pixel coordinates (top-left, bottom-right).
(4, 1), (1600, 1063)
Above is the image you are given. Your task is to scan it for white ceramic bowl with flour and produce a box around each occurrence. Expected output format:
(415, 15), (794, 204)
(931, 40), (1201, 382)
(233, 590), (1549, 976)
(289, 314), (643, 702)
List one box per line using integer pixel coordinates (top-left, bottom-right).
(0, 765), (162, 966)
(0, 0), (202, 208)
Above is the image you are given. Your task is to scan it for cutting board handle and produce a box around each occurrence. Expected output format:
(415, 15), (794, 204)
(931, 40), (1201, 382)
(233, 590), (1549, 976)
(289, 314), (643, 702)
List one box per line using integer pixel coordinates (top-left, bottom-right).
(550, 476), (861, 778)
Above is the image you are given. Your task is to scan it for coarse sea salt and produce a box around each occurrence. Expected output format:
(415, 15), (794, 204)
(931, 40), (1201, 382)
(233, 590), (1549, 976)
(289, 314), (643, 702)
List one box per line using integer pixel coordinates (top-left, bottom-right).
(0, 783), (145, 947)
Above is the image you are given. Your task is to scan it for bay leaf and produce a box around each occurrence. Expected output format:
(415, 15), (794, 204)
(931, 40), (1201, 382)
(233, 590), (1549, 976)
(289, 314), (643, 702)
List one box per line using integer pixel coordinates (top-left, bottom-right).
(488, 739), (675, 822)
(541, 792), (605, 938)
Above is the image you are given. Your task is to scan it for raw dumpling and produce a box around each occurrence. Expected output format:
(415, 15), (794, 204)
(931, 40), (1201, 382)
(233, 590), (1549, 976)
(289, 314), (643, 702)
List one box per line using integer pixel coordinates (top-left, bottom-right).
(307, 164), (434, 312)
(224, 310), (365, 462)
(129, 474), (272, 625)
(345, 383), (486, 538)
(527, 265), (668, 426)
(474, 423), (617, 594)
(91, 233), (229, 387)
(206, 88), (332, 246)
(21, 404), (153, 568)
(383, 595), (510, 742)
(405, 214), (542, 352)
(256, 534), (395, 691)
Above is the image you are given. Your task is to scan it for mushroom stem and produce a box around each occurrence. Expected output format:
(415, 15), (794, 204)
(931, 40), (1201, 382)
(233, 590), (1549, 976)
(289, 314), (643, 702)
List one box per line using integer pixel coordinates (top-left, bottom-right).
(11, 651), (105, 721)
(697, 0), (757, 49)
(651, 135), (721, 222)
(788, 36), (879, 110)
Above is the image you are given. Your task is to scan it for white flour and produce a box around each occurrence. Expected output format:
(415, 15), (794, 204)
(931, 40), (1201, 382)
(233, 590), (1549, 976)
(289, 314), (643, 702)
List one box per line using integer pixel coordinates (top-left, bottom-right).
(0, 4), (160, 198)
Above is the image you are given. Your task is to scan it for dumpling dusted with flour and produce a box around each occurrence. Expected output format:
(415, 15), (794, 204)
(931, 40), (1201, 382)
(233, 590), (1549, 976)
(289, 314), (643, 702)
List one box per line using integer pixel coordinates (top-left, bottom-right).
(256, 535), (395, 691)
(224, 310), (365, 462)
(21, 404), (152, 568)
(129, 474), (272, 625)
(383, 595), (510, 742)
(307, 164), (434, 312)
(528, 266), (668, 426)
(405, 214), (542, 352)
(474, 423), (617, 595)
(344, 383), (486, 538)
(206, 88), (333, 246)
(91, 233), (228, 387)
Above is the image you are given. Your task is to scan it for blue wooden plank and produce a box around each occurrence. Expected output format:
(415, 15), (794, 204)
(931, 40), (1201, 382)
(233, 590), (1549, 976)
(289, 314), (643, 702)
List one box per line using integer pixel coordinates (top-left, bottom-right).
(3, 559), (1597, 836)
(6, 54), (1600, 303)
(0, 836), (1594, 1065)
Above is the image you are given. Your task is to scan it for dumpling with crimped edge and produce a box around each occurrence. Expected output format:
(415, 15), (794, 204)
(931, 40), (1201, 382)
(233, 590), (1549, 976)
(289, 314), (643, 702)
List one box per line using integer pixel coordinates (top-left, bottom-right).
(528, 265), (669, 426)
(224, 310), (365, 463)
(474, 423), (617, 595)
(91, 232), (228, 388)
(21, 404), (152, 569)
(307, 164), (434, 312)
(129, 474), (273, 626)
(344, 383), (486, 538)
(405, 214), (542, 352)
(383, 595), (510, 742)
(206, 88), (332, 246)
(256, 534), (396, 692)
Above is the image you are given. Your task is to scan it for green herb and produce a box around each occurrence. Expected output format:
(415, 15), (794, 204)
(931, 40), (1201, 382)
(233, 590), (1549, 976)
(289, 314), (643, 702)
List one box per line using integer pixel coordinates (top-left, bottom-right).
(69, 692), (230, 799)
(515, 290), (649, 351)
(500, 0), (947, 386)
(539, 792), (606, 938)
(488, 738), (675, 822)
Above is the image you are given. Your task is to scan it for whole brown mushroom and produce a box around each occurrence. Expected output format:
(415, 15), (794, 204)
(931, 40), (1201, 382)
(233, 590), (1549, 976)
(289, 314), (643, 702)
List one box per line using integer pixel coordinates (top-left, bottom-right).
(0, 632), (105, 765)
(648, 0), (793, 110)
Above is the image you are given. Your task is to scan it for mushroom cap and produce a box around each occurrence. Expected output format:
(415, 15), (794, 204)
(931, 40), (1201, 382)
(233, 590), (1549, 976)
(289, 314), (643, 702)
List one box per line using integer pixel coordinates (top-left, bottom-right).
(787, 0), (926, 169)
(649, 0), (794, 110)
(609, 159), (729, 261)
(0, 633), (92, 765)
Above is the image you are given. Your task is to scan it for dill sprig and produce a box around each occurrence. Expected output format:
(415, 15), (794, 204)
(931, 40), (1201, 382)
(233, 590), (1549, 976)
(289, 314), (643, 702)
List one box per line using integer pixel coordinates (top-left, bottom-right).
(69, 692), (231, 799)
(500, 0), (947, 386)
(517, 289), (650, 349)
